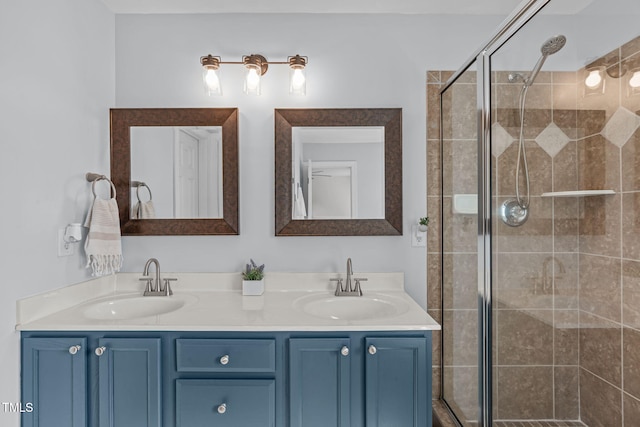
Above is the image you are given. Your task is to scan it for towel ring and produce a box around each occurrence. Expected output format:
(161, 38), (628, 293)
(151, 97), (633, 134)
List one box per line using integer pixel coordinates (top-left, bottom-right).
(132, 181), (153, 203)
(86, 173), (116, 199)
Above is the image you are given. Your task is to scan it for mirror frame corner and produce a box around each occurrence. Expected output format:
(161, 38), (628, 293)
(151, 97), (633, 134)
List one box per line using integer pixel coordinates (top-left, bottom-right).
(274, 108), (402, 236)
(110, 107), (239, 235)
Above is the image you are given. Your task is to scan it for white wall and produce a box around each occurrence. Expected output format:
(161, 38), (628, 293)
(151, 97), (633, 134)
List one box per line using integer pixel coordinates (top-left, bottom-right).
(0, 0), (115, 422)
(0, 6), (507, 418)
(115, 13), (504, 306)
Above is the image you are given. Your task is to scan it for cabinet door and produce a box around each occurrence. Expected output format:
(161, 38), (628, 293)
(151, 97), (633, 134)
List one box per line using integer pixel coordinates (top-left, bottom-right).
(289, 338), (351, 427)
(22, 337), (87, 427)
(97, 338), (161, 427)
(364, 337), (428, 427)
(176, 379), (275, 427)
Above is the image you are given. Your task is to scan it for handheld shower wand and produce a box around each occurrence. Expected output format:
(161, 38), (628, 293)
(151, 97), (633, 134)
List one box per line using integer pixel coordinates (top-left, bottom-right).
(501, 35), (566, 227)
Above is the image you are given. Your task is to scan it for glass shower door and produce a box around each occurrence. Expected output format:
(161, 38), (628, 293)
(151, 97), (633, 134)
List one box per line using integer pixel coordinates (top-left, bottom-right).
(440, 63), (480, 426)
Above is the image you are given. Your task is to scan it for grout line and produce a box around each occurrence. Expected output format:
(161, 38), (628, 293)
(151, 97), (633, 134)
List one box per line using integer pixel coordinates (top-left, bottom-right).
(580, 365), (624, 394)
(619, 107), (625, 427)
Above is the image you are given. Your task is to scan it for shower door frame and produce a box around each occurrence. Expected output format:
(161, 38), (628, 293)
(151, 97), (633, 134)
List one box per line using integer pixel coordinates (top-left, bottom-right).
(438, 0), (552, 425)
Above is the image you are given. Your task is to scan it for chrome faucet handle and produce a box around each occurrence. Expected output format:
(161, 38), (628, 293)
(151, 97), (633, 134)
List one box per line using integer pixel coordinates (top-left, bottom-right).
(163, 278), (177, 296)
(139, 277), (153, 293)
(353, 278), (367, 296)
(330, 278), (344, 295)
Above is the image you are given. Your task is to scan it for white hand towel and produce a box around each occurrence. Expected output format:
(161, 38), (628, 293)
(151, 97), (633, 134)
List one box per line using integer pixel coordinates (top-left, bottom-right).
(293, 186), (307, 219)
(133, 200), (156, 219)
(84, 198), (123, 276)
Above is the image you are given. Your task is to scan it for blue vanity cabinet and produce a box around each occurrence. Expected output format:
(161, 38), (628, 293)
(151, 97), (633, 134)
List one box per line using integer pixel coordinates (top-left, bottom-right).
(289, 338), (351, 427)
(21, 335), (161, 427)
(96, 338), (162, 427)
(174, 338), (278, 427)
(364, 337), (429, 427)
(22, 331), (432, 427)
(288, 335), (431, 427)
(21, 337), (88, 427)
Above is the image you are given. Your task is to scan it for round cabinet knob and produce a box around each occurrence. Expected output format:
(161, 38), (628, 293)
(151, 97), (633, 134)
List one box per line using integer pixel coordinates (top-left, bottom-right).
(217, 403), (227, 414)
(368, 345), (377, 355)
(340, 346), (350, 357)
(219, 355), (230, 365)
(68, 345), (81, 355)
(95, 346), (106, 356)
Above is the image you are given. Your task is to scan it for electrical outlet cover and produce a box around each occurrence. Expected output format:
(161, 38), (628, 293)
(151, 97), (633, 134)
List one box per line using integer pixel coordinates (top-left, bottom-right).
(58, 228), (74, 257)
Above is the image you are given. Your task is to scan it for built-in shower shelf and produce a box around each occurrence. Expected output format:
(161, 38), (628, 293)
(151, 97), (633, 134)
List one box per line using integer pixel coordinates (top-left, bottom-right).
(541, 190), (615, 197)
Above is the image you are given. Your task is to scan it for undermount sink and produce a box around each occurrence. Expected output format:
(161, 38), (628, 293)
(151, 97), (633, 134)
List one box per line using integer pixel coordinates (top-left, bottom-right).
(294, 293), (409, 321)
(82, 294), (191, 320)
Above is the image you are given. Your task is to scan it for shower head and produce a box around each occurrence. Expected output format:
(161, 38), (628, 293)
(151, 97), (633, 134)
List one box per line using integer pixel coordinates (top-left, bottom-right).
(524, 34), (566, 87)
(540, 34), (566, 55)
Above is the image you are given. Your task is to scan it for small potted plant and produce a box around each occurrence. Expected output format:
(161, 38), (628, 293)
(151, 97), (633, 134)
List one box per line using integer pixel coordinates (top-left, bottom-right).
(418, 217), (430, 232)
(242, 259), (265, 296)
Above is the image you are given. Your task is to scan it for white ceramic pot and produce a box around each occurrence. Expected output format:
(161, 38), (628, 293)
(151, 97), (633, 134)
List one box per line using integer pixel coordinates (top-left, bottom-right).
(242, 279), (264, 296)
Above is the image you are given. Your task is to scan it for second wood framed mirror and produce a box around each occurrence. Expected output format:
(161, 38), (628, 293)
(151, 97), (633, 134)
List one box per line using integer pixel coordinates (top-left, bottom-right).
(275, 108), (402, 236)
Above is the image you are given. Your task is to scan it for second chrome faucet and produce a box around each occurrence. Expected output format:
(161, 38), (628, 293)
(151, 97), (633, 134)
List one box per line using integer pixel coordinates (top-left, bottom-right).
(140, 258), (176, 296)
(331, 258), (368, 296)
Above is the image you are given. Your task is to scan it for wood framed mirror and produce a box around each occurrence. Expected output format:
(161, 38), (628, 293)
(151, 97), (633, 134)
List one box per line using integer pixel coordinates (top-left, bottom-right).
(275, 108), (402, 236)
(111, 108), (238, 235)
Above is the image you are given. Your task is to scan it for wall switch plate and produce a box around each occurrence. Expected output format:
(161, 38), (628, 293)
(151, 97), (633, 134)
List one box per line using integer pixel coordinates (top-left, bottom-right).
(58, 228), (74, 257)
(411, 225), (426, 247)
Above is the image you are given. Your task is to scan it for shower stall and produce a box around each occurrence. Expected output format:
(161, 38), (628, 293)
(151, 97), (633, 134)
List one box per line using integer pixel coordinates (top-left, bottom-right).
(427, 0), (640, 425)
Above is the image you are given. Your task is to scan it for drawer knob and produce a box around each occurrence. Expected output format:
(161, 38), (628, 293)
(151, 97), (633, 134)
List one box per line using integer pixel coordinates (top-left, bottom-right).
(217, 403), (227, 414)
(368, 345), (377, 355)
(68, 345), (81, 355)
(219, 355), (230, 365)
(95, 346), (107, 356)
(340, 346), (349, 356)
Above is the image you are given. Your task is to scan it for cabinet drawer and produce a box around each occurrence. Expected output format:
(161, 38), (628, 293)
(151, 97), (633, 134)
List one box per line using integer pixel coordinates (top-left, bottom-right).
(176, 339), (276, 373)
(176, 379), (275, 427)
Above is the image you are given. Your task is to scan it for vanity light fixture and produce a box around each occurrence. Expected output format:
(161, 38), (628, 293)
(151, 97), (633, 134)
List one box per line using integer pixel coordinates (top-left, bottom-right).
(200, 53), (307, 96)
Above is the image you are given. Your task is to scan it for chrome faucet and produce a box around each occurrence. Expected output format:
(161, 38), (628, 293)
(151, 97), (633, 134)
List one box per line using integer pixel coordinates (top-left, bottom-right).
(345, 258), (353, 294)
(331, 257), (367, 296)
(140, 258), (176, 296)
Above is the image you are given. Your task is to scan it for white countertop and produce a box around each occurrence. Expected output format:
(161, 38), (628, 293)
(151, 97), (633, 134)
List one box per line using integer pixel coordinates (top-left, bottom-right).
(16, 272), (440, 332)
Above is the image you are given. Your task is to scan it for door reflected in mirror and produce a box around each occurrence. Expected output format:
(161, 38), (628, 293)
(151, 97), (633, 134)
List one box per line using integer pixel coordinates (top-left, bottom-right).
(292, 127), (384, 220)
(130, 126), (223, 219)
(275, 108), (402, 236)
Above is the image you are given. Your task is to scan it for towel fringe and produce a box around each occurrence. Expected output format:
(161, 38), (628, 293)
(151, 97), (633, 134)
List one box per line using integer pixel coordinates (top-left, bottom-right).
(87, 254), (123, 277)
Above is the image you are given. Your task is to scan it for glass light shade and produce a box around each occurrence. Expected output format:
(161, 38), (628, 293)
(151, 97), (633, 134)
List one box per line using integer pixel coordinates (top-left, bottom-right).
(583, 67), (605, 96)
(244, 66), (262, 95)
(289, 67), (306, 96)
(585, 69), (602, 89)
(630, 70), (640, 88)
(628, 69), (640, 97)
(202, 66), (222, 96)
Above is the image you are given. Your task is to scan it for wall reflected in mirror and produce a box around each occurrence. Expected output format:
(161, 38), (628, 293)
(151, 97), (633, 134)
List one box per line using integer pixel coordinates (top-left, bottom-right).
(292, 127), (384, 220)
(130, 126), (223, 219)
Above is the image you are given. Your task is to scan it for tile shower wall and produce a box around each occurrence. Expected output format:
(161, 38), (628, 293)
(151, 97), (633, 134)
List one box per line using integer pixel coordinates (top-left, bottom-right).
(575, 36), (640, 427)
(426, 35), (640, 426)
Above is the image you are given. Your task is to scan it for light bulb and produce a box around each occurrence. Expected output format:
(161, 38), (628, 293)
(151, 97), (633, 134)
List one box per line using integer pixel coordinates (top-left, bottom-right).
(290, 68), (306, 95)
(244, 67), (261, 95)
(585, 69), (602, 89)
(200, 55), (222, 96)
(630, 70), (640, 89)
(203, 67), (222, 96)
